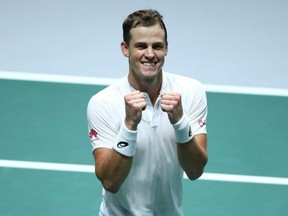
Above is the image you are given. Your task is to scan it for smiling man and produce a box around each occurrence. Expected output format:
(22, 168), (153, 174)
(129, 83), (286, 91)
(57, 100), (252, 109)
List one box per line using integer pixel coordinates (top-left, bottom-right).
(87, 9), (208, 216)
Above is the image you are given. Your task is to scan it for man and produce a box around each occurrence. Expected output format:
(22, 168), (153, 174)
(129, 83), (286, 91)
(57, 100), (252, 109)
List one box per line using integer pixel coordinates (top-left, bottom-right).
(87, 9), (208, 216)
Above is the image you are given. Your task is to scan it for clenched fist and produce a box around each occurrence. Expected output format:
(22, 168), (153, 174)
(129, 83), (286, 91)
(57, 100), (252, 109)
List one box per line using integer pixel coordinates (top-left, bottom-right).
(124, 91), (147, 130)
(161, 92), (183, 124)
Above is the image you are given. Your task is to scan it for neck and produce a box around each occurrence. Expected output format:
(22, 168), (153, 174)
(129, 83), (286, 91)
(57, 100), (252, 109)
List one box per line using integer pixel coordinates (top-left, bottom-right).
(128, 72), (162, 105)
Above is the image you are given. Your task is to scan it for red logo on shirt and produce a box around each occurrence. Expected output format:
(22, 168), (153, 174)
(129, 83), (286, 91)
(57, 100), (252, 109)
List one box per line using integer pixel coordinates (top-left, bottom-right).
(89, 129), (98, 141)
(198, 119), (206, 127)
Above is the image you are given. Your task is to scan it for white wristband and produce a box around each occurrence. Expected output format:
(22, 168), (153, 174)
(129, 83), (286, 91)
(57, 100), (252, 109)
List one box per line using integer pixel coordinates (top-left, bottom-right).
(172, 114), (193, 144)
(113, 123), (137, 157)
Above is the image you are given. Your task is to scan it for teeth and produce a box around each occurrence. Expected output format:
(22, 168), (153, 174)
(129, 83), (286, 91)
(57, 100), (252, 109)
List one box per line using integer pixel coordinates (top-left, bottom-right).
(143, 62), (155, 66)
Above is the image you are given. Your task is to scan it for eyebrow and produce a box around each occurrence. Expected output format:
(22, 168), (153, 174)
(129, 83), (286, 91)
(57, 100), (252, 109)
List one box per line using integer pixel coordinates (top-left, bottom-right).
(134, 42), (146, 46)
(134, 41), (165, 47)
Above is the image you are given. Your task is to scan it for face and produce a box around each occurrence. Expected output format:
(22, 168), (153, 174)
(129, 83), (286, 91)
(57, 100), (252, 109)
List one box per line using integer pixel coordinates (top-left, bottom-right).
(121, 24), (168, 86)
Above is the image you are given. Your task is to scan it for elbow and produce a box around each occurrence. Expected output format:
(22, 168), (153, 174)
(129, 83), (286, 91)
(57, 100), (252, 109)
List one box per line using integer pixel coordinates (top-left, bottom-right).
(102, 180), (120, 193)
(95, 170), (120, 193)
(186, 158), (208, 181)
(186, 168), (204, 180)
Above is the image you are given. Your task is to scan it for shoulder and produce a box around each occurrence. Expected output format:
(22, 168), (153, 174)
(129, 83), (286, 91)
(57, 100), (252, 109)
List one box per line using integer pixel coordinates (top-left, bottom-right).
(163, 72), (207, 112)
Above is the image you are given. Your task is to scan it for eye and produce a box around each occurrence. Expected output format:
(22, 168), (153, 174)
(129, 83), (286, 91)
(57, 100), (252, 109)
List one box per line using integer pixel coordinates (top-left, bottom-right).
(153, 43), (165, 50)
(135, 43), (147, 50)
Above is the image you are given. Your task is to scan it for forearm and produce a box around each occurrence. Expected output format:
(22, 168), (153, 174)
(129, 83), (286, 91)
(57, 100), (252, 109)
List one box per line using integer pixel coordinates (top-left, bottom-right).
(94, 122), (138, 193)
(177, 134), (208, 180)
(94, 148), (133, 193)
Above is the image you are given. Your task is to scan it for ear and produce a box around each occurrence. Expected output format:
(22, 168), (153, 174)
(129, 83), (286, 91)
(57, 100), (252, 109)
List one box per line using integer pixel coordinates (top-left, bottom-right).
(121, 41), (129, 57)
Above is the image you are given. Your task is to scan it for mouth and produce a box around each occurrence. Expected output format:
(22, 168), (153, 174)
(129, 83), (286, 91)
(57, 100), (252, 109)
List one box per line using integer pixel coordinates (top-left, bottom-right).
(141, 62), (157, 68)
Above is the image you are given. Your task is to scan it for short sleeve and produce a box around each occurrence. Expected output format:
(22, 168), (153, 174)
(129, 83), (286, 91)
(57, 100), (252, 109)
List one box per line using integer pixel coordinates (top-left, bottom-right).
(87, 94), (118, 152)
(186, 81), (207, 135)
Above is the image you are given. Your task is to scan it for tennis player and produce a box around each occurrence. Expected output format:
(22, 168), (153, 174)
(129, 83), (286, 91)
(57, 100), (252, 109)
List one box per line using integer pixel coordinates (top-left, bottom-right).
(87, 9), (208, 216)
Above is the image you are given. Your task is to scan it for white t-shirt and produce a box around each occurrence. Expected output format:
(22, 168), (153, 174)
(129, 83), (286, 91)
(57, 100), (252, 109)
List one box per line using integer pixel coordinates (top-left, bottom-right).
(87, 72), (207, 216)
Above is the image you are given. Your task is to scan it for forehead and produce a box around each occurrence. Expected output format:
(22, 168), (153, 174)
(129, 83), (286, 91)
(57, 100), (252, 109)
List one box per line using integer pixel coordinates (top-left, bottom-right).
(129, 24), (165, 44)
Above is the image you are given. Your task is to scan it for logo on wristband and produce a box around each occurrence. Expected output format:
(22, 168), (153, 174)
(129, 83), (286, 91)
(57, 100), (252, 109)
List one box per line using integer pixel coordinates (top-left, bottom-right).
(188, 126), (192, 137)
(117, 141), (129, 148)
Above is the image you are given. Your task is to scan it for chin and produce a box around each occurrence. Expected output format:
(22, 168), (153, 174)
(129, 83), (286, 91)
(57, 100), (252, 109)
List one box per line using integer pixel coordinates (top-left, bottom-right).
(142, 71), (158, 79)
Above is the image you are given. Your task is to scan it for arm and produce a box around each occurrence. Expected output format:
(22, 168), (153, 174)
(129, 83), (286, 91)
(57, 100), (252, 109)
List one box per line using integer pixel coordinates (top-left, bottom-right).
(177, 133), (207, 180)
(93, 91), (147, 193)
(161, 92), (208, 180)
(93, 148), (133, 193)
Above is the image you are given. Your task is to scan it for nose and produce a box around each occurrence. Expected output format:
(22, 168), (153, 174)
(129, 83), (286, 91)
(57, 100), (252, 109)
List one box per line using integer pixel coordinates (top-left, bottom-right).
(145, 47), (155, 58)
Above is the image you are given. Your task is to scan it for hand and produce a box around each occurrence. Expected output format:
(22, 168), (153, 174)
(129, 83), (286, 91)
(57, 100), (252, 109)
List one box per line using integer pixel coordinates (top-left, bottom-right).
(124, 91), (147, 130)
(160, 92), (183, 124)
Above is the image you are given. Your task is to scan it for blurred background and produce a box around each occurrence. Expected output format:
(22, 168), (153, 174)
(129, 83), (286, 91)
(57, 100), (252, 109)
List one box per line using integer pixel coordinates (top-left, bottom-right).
(1, 0), (287, 88)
